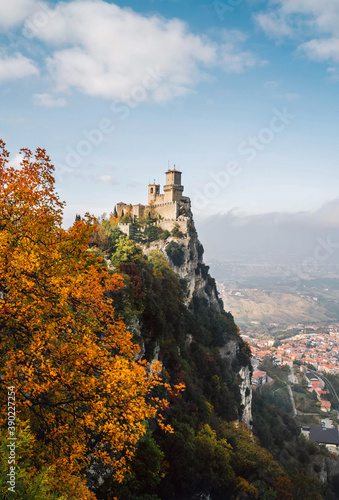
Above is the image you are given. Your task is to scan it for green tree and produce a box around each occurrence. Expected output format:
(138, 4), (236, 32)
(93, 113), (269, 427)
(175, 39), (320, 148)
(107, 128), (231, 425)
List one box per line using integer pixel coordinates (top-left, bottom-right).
(165, 241), (185, 267)
(171, 223), (183, 238)
(159, 229), (170, 240)
(0, 423), (94, 499)
(144, 224), (159, 242)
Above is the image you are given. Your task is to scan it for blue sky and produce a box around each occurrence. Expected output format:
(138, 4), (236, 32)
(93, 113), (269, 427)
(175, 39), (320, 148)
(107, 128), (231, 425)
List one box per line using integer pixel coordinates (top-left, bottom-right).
(0, 0), (338, 229)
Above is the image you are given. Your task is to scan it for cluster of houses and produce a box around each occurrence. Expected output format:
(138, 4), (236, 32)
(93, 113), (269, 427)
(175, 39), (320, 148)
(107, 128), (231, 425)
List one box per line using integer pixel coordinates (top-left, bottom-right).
(249, 354), (333, 413)
(305, 372), (332, 413)
(245, 329), (339, 374)
(242, 327), (339, 453)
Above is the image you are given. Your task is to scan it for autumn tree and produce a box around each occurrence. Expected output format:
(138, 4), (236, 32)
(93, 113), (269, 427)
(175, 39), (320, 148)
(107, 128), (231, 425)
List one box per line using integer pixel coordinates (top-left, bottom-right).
(0, 141), (173, 496)
(0, 422), (95, 500)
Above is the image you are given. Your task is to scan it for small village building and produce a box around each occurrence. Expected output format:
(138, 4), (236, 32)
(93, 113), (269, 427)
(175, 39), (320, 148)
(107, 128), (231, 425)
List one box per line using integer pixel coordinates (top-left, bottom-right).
(252, 370), (268, 388)
(303, 425), (339, 453)
(321, 400), (331, 412)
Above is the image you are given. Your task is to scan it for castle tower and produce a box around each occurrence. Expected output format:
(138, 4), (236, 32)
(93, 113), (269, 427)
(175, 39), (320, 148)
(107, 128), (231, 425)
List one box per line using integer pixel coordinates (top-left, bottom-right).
(163, 168), (183, 202)
(148, 183), (161, 204)
(116, 202), (127, 218)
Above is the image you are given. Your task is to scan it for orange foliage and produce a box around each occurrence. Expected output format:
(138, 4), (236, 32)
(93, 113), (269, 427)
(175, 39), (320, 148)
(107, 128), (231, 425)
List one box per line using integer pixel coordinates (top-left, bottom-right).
(0, 141), (171, 486)
(274, 475), (294, 500)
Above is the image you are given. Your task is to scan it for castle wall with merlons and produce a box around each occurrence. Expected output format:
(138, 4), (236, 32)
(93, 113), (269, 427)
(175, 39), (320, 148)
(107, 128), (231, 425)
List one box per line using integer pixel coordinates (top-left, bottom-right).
(118, 223), (132, 235)
(156, 218), (189, 233)
(152, 201), (179, 219)
(117, 201), (182, 221)
(118, 218), (188, 237)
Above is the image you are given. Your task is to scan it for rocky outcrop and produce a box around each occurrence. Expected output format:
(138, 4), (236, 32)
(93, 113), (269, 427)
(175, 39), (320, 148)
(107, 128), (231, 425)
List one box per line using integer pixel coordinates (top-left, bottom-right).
(141, 216), (220, 308)
(220, 341), (253, 426)
(141, 215), (253, 426)
(239, 366), (252, 427)
(306, 455), (339, 485)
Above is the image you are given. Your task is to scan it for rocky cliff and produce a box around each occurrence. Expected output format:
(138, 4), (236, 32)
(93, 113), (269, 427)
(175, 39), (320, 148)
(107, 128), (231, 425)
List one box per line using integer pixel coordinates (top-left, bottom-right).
(141, 215), (253, 426)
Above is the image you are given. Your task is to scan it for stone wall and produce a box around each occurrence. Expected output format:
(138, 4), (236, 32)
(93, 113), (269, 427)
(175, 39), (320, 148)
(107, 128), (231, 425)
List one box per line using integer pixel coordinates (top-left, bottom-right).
(132, 205), (145, 218)
(152, 201), (179, 219)
(118, 223), (132, 235)
(155, 218), (189, 233)
(118, 219), (189, 237)
(116, 203), (128, 218)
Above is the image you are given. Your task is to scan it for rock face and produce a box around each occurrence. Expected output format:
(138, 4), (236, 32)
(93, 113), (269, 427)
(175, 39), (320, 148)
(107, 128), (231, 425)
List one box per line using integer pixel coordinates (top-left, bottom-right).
(219, 341), (253, 427)
(141, 215), (253, 426)
(142, 216), (220, 308)
(239, 366), (253, 427)
(306, 455), (339, 485)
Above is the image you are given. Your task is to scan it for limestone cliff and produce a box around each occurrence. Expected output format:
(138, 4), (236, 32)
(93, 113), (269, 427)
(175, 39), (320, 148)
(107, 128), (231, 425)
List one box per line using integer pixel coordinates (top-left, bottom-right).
(140, 215), (253, 426)
(306, 455), (339, 486)
(142, 217), (219, 308)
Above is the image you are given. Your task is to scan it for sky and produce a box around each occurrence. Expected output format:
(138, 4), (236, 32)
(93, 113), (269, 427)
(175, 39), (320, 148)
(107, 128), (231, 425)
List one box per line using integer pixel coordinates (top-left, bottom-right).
(0, 0), (338, 262)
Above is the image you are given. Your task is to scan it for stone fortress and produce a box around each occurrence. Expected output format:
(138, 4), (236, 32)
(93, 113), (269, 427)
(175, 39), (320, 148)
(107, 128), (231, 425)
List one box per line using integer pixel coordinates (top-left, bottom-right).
(117, 168), (191, 234)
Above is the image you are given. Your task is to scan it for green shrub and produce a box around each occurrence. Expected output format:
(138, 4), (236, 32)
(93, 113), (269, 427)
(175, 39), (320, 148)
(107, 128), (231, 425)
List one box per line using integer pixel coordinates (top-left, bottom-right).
(144, 224), (159, 242)
(165, 241), (185, 267)
(171, 224), (183, 238)
(197, 241), (204, 260)
(160, 229), (170, 240)
(0, 424), (68, 499)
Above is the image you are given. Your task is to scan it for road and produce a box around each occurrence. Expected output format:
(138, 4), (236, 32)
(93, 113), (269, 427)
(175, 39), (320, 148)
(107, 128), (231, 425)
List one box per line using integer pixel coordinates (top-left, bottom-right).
(310, 370), (339, 409)
(286, 383), (297, 417)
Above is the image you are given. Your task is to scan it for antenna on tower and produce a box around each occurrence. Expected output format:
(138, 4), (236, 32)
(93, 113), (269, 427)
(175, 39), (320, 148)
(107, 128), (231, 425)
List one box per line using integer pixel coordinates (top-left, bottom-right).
(168, 160), (170, 171)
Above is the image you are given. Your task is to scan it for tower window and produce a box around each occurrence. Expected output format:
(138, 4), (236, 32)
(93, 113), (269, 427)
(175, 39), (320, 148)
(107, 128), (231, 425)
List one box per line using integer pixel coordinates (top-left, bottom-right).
(150, 187), (153, 194)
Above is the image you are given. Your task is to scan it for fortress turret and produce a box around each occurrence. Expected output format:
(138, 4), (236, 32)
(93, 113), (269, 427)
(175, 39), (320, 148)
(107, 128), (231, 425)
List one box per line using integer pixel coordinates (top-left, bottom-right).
(163, 168), (184, 202)
(148, 182), (161, 204)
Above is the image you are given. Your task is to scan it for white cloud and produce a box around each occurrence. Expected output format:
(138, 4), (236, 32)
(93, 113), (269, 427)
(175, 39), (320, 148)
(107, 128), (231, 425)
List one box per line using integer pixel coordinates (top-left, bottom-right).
(255, 0), (339, 70)
(218, 32), (260, 73)
(278, 0), (339, 35)
(300, 38), (339, 63)
(219, 49), (258, 73)
(10, 153), (23, 169)
(198, 198), (339, 264)
(255, 12), (293, 39)
(0, 52), (39, 83)
(95, 175), (117, 185)
(263, 80), (300, 101)
(327, 66), (339, 81)
(33, 93), (67, 108)
(15, 0), (260, 102)
(0, 0), (41, 30)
